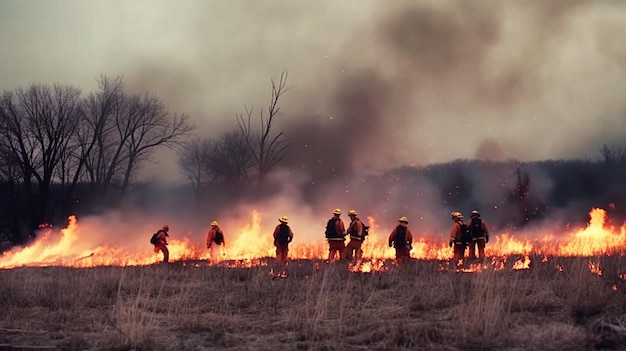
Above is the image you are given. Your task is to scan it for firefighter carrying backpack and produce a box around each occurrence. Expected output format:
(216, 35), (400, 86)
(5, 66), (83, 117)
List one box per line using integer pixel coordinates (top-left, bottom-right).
(150, 232), (159, 245)
(394, 225), (407, 248)
(325, 218), (339, 239)
(358, 220), (370, 241)
(469, 217), (484, 239)
(459, 223), (472, 244)
(277, 224), (291, 245)
(214, 230), (224, 245)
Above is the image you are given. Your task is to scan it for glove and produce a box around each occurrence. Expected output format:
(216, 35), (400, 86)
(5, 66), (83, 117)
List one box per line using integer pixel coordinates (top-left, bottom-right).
(486, 236), (489, 243)
(207, 245), (211, 249)
(449, 241), (453, 248)
(388, 242), (393, 248)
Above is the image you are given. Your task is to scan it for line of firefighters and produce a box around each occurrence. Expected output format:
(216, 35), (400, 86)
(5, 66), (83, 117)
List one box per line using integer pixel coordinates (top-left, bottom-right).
(151, 209), (490, 266)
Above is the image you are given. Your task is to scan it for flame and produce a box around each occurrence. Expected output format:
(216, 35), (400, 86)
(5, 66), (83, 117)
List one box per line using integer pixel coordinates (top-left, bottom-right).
(588, 261), (603, 276)
(512, 255), (531, 270)
(1, 208), (625, 272)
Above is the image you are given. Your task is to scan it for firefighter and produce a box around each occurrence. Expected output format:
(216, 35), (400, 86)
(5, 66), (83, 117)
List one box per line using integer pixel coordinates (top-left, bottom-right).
(273, 216), (294, 264)
(153, 225), (170, 264)
(467, 210), (490, 262)
(388, 216), (413, 265)
(206, 220), (226, 264)
(343, 209), (364, 265)
(325, 208), (346, 262)
(449, 211), (467, 267)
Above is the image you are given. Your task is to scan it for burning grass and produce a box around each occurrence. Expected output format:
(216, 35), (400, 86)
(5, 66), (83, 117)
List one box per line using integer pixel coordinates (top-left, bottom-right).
(0, 256), (625, 350)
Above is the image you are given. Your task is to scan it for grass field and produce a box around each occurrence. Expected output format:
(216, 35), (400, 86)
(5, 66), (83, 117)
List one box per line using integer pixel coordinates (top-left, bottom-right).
(0, 255), (625, 351)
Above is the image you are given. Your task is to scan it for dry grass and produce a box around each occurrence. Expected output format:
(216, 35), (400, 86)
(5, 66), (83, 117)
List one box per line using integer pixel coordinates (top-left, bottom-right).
(0, 256), (625, 350)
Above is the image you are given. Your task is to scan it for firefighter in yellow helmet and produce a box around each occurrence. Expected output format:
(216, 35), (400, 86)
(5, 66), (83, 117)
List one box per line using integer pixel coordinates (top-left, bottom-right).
(273, 216), (294, 264)
(324, 208), (346, 262)
(388, 216), (413, 265)
(206, 220), (225, 264)
(343, 210), (365, 265)
(153, 225), (170, 264)
(449, 211), (468, 267)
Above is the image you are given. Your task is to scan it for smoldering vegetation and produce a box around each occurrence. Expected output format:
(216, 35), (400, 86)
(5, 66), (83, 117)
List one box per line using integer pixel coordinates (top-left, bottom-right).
(0, 256), (625, 350)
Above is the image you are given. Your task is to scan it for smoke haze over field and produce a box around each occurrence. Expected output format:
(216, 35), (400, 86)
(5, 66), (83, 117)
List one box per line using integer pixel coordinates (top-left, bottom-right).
(2, 0), (626, 178)
(2, 0), (626, 243)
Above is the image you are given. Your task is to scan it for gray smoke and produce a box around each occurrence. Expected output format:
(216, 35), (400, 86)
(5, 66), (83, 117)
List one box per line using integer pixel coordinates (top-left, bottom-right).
(2, 0), (626, 240)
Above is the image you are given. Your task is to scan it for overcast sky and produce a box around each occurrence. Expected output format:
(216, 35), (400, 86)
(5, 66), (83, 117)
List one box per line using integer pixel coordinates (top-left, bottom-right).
(2, 0), (626, 183)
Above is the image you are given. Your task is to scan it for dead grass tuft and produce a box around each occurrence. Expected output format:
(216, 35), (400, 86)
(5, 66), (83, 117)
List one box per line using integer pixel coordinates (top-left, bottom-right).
(0, 256), (625, 350)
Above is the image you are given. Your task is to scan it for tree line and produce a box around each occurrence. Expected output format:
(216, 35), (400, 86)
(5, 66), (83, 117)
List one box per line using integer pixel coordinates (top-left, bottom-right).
(2, 70), (625, 248)
(0, 73), (290, 247)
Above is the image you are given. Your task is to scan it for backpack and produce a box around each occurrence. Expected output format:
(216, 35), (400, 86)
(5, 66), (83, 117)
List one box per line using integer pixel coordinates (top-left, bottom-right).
(214, 230), (224, 245)
(362, 223), (370, 241)
(150, 232), (159, 245)
(394, 225), (407, 248)
(325, 218), (339, 239)
(277, 224), (291, 245)
(469, 218), (483, 238)
(459, 223), (472, 244)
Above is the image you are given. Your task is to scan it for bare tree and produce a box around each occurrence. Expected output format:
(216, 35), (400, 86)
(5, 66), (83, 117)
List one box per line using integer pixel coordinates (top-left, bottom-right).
(117, 93), (192, 193)
(0, 76), (193, 244)
(507, 163), (542, 227)
(237, 72), (291, 195)
(600, 144), (626, 165)
(81, 76), (193, 201)
(206, 130), (255, 194)
(0, 83), (82, 238)
(178, 138), (212, 205)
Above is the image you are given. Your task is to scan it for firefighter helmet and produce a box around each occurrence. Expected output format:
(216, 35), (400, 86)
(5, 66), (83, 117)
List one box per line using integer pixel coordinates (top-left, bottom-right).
(333, 208), (342, 215)
(279, 216), (289, 223)
(348, 209), (358, 216)
(471, 210), (480, 218)
(162, 225), (169, 231)
(451, 211), (463, 220)
(210, 220), (218, 226)
(398, 216), (408, 223)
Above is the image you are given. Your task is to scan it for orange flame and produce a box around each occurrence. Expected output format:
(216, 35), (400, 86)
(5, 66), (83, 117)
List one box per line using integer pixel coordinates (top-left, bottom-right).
(1, 208), (625, 271)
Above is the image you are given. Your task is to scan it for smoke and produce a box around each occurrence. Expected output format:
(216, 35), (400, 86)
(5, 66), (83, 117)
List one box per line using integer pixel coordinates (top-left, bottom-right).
(2, 0), (626, 243)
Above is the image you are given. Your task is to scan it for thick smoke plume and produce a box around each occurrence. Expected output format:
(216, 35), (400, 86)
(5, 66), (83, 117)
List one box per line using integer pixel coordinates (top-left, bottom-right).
(2, 1), (626, 248)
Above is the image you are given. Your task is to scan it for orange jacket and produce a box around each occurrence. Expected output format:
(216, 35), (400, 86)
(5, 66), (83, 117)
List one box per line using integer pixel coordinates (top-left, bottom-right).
(207, 227), (225, 246)
(450, 220), (464, 242)
(388, 224), (413, 247)
(326, 217), (346, 241)
(156, 229), (168, 246)
(347, 218), (364, 240)
(273, 224), (294, 245)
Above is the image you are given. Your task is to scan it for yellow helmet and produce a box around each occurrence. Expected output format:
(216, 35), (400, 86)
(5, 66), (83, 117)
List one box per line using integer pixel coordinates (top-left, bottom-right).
(333, 208), (342, 215)
(348, 209), (358, 216)
(451, 211), (463, 220)
(210, 220), (218, 226)
(279, 216), (289, 223)
(398, 216), (408, 223)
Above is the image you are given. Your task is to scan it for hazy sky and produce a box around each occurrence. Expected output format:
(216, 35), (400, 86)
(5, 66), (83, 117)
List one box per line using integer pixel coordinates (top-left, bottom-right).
(2, 0), (626, 182)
